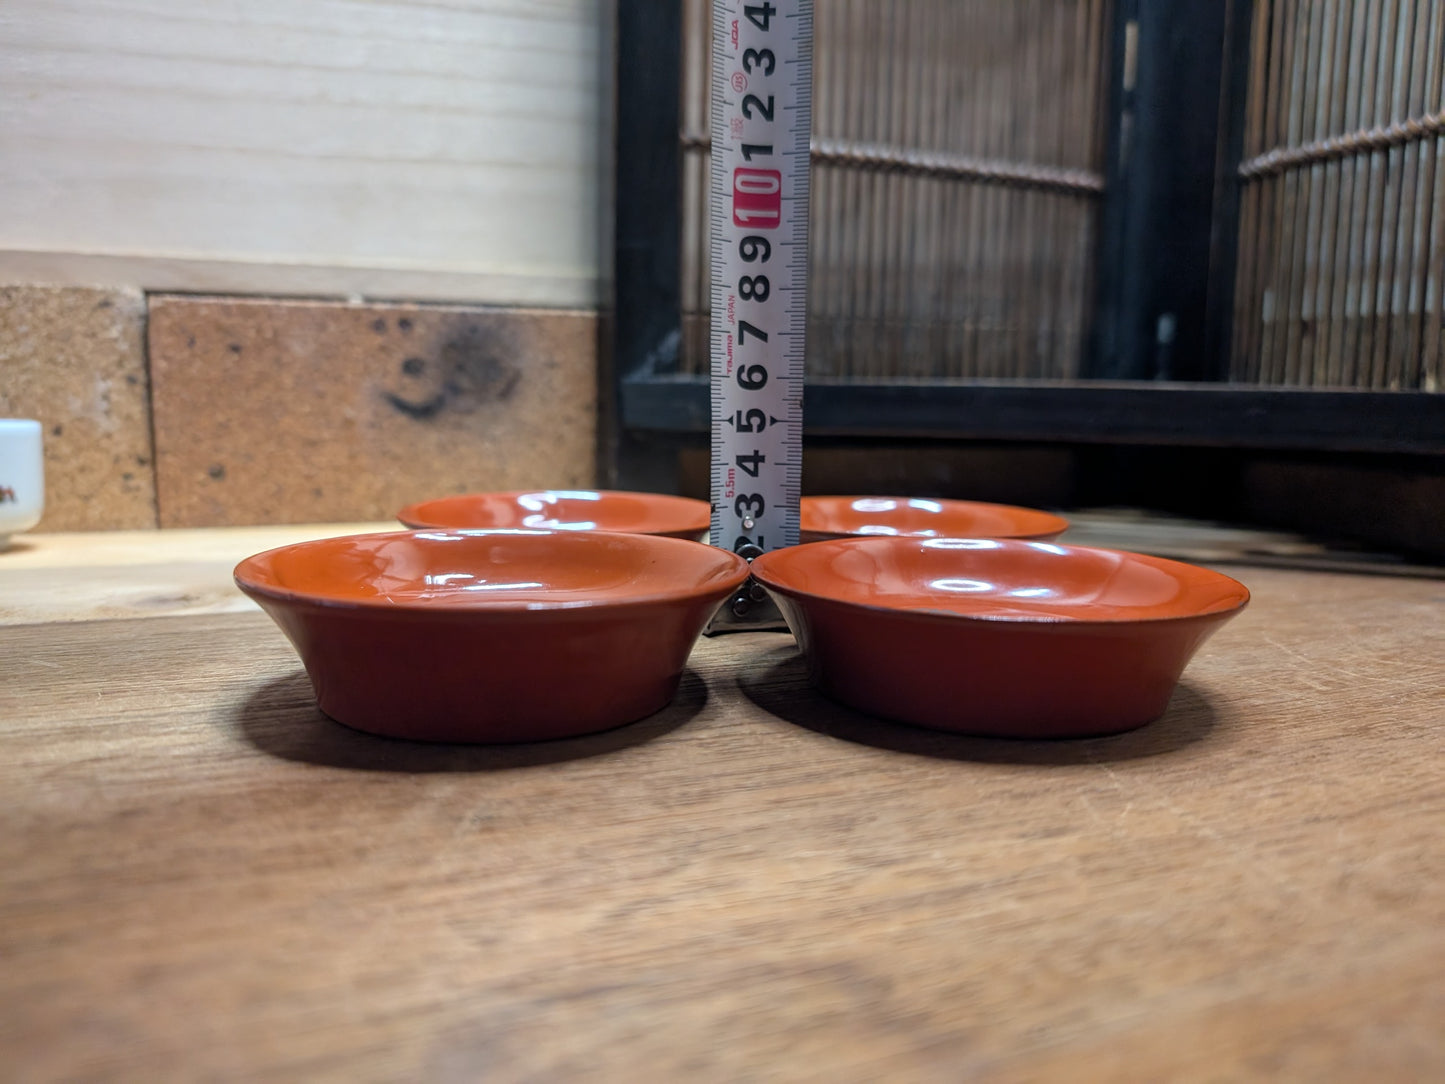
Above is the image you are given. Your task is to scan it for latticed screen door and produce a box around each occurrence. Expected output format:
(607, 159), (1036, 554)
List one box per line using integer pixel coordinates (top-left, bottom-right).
(609, 0), (1445, 474)
(678, 0), (1114, 381)
(1232, 0), (1444, 392)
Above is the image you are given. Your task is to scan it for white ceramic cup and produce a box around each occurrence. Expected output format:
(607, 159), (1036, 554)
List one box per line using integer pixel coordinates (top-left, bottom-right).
(0, 420), (45, 549)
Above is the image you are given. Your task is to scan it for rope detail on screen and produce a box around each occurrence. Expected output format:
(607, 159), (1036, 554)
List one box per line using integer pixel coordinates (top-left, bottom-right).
(1238, 109), (1445, 180)
(681, 132), (1105, 196)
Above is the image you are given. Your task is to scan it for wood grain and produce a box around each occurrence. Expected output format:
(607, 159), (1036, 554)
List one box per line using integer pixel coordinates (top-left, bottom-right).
(0, 523), (390, 625)
(0, 0), (603, 306)
(0, 531), (1442, 1080)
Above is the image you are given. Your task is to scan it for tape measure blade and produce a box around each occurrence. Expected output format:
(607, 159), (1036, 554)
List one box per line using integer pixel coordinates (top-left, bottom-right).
(706, 0), (812, 634)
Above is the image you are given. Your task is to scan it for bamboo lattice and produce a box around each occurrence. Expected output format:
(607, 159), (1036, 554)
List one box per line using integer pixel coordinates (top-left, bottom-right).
(1233, 0), (1445, 391)
(679, 0), (1114, 380)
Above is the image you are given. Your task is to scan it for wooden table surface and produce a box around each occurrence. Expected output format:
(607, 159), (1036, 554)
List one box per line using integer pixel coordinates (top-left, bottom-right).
(2, 525), (1442, 1081)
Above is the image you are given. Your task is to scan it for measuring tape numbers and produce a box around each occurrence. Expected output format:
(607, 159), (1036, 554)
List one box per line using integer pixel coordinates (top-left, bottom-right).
(708, 0), (813, 632)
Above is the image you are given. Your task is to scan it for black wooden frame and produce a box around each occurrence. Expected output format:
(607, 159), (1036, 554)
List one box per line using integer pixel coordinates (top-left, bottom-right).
(607, 0), (1445, 487)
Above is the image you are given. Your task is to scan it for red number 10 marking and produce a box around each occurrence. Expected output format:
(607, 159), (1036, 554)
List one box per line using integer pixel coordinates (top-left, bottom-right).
(732, 168), (781, 229)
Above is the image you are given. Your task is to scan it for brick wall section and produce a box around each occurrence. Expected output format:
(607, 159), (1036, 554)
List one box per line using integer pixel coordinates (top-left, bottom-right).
(147, 296), (598, 527)
(0, 286), (158, 530)
(0, 288), (598, 530)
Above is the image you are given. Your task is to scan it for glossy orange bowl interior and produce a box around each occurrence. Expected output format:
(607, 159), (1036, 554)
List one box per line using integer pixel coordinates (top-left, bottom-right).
(235, 529), (748, 612)
(800, 496), (1069, 541)
(751, 537), (1249, 623)
(397, 490), (710, 538)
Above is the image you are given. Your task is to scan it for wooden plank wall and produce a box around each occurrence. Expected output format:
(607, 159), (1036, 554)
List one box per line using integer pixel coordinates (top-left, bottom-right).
(0, 0), (606, 306)
(0, 2), (608, 530)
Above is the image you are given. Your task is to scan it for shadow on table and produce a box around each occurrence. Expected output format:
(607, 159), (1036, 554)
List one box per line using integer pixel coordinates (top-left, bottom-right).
(232, 668), (707, 771)
(736, 644), (1219, 765)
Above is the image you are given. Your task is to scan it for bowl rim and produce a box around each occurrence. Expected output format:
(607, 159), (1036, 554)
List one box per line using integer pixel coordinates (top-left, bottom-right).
(751, 536), (1251, 627)
(396, 488), (711, 532)
(234, 528), (749, 615)
(799, 495), (1070, 540)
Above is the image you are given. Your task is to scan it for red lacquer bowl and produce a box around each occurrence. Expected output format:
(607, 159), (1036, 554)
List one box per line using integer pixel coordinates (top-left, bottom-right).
(751, 537), (1249, 739)
(235, 529), (748, 742)
(398, 489), (710, 540)
(800, 496), (1068, 543)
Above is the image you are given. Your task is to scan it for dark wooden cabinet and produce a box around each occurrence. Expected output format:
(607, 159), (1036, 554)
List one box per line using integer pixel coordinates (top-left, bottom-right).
(607, 0), (1445, 491)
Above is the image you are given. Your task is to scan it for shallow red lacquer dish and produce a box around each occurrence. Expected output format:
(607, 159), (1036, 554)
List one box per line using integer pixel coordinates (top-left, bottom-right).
(235, 529), (748, 742)
(750, 537), (1249, 739)
(398, 490), (710, 540)
(800, 496), (1069, 543)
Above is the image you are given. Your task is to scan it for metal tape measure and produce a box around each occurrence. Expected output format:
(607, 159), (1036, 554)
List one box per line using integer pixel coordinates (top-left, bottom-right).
(707, 0), (812, 633)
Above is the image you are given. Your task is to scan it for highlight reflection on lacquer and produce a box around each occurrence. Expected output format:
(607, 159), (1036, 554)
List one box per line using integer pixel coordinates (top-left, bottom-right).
(397, 490), (710, 540)
(800, 496), (1068, 544)
(752, 537), (1250, 739)
(235, 529), (748, 742)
